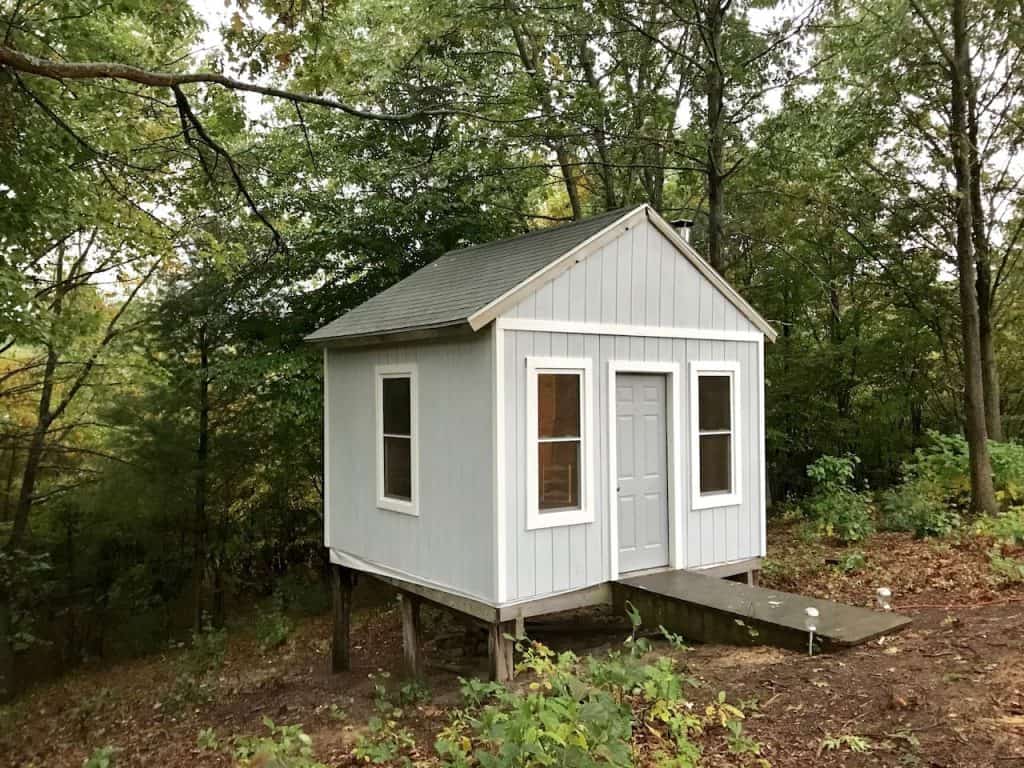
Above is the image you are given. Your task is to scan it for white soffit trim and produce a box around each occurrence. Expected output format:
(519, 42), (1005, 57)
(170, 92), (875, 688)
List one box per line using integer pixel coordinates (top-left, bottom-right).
(467, 206), (647, 331)
(501, 317), (762, 343)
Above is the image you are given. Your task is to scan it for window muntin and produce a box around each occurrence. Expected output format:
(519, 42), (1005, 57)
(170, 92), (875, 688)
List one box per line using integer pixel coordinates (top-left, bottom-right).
(690, 362), (741, 509)
(376, 366), (417, 514)
(537, 373), (582, 510)
(526, 357), (593, 529)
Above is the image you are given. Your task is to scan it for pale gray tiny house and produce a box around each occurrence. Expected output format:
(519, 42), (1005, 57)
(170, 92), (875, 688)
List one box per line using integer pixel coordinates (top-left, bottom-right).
(308, 205), (776, 675)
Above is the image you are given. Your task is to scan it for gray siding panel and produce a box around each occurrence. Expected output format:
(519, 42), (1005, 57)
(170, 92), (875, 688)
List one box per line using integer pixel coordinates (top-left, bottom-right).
(502, 330), (763, 602)
(326, 332), (496, 602)
(508, 218), (760, 334)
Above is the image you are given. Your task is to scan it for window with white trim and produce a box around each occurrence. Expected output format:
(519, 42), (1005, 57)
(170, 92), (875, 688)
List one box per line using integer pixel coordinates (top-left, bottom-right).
(376, 364), (418, 515)
(527, 357), (593, 529)
(690, 361), (741, 509)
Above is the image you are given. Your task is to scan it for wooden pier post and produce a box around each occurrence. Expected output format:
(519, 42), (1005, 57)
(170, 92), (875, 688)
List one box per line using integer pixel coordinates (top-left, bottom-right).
(400, 594), (423, 679)
(331, 564), (354, 673)
(488, 620), (515, 683)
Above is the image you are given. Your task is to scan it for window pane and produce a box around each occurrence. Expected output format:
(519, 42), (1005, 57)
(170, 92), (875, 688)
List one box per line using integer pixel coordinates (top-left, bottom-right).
(538, 373), (580, 438)
(538, 440), (580, 510)
(700, 434), (731, 494)
(382, 377), (411, 435)
(698, 375), (731, 432)
(384, 436), (412, 500)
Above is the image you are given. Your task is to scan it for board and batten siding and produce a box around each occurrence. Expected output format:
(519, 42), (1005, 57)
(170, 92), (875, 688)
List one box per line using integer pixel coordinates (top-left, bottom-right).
(325, 331), (496, 603)
(499, 217), (765, 603)
(506, 217), (762, 334)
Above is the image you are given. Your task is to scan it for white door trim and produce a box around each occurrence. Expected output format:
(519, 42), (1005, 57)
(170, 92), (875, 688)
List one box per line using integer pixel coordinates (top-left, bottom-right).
(607, 361), (683, 580)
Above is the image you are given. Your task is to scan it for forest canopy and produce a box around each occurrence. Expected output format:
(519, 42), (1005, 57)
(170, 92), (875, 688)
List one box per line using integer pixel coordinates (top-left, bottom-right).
(1, 0), (1022, 700)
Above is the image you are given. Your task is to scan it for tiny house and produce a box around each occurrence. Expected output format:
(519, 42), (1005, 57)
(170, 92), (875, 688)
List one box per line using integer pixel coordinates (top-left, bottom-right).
(307, 205), (776, 678)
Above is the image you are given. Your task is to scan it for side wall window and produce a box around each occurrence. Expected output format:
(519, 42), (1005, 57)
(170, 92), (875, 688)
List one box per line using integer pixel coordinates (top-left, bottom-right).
(376, 364), (418, 515)
(527, 357), (593, 529)
(690, 361), (741, 509)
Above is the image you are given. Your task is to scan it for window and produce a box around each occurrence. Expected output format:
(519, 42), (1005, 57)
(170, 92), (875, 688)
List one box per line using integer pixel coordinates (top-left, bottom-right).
(527, 357), (593, 529)
(376, 364), (418, 515)
(690, 361), (741, 509)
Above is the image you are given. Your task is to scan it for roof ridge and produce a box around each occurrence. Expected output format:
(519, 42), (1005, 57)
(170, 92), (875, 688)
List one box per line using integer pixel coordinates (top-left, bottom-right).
(442, 206), (634, 259)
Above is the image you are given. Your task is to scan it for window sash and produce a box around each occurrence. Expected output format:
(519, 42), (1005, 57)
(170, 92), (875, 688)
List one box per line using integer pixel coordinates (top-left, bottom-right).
(376, 367), (417, 514)
(690, 363), (741, 508)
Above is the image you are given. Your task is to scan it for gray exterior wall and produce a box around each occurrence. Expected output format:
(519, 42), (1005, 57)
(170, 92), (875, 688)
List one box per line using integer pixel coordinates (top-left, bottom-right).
(325, 331), (496, 603)
(505, 217), (762, 333)
(499, 218), (765, 603)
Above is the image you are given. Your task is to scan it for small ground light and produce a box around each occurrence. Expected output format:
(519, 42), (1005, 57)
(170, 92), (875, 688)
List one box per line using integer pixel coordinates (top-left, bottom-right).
(804, 606), (819, 656)
(876, 587), (893, 611)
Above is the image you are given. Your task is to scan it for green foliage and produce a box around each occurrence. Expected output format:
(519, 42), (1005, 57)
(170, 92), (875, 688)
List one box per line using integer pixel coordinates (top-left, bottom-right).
(82, 746), (118, 768)
(880, 435), (1024, 537)
(352, 716), (417, 765)
(977, 509), (1024, 584)
(234, 718), (325, 768)
(162, 624), (227, 712)
(818, 733), (872, 754)
(832, 550), (867, 574)
(433, 630), (763, 768)
(801, 455), (875, 543)
(256, 595), (294, 652)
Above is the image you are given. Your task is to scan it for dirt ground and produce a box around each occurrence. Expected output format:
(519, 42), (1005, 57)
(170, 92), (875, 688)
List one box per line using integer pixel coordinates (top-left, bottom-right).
(2, 526), (1023, 767)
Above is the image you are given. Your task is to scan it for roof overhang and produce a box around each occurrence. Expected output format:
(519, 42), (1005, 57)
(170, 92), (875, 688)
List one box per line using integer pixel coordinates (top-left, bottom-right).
(306, 320), (475, 350)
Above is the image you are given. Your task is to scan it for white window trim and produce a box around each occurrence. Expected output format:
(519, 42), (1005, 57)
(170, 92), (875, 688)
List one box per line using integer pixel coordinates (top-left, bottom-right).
(689, 360), (742, 510)
(375, 363), (419, 516)
(526, 356), (594, 530)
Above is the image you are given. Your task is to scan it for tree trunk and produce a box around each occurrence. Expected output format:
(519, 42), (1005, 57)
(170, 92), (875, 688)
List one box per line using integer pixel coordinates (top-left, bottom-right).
(950, 0), (997, 515)
(705, 0), (727, 273)
(578, 39), (617, 211)
(967, 74), (1002, 440)
(191, 324), (210, 632)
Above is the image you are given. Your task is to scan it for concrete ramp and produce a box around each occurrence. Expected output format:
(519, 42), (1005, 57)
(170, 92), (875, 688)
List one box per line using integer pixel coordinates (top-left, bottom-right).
(613, 570), (911, 652)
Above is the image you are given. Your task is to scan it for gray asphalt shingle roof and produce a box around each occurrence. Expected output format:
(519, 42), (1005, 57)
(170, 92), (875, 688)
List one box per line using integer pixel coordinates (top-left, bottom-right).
(306, 207), (632, 342)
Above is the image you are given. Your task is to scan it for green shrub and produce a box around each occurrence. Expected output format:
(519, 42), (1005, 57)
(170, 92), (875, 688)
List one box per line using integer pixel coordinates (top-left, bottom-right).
(801, 455), (874, 543)
(256, 595), (294, 652)
(276, 570), (331, 617)
(976, 508), (1024, 584)
(879, 479), (961, 538)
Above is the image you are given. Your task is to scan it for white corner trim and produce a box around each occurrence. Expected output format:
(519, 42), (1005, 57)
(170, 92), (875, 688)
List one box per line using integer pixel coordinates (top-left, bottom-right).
(323, 349), (331, 548)
(375, 362), (420, 517)
(607, 361), (684, 580)
(525, 356), (595, 530)
(500, 317), (763, 343)
(689, 360), (743, 511)
(493, 320), (508, 602)
(467, 206), (647, 331)
(758, 337), (767, 557)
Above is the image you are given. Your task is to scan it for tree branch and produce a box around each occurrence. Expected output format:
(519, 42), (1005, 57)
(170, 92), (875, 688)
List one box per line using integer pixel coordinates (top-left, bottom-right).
(0, 44), (437, 122)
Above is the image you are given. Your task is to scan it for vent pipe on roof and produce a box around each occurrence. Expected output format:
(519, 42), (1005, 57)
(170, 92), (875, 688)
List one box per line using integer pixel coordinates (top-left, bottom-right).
(669, 218), (694, 244)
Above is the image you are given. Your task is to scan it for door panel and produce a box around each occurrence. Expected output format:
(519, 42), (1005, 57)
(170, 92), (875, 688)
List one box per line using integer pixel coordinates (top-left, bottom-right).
(616, 373), (670, 573)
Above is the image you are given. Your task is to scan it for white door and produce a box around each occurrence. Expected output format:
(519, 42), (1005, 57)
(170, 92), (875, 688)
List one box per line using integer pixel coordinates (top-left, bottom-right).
(616, 373), (670, 573)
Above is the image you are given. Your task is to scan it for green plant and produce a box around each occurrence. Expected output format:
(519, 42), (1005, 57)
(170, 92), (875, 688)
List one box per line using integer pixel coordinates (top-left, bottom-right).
(197, 728), (220, 750)
(256, 594), (294, 652)
(234, 719), (326, 767)
(162, 622), (227, 711)
(833, 550), (867, 573)
(976, 509), (1024, 584)
(819, 733), (872, 754)
(802, 455), (875, 543)
(352, 716), (416, 765)
(83, 746), (117, 768)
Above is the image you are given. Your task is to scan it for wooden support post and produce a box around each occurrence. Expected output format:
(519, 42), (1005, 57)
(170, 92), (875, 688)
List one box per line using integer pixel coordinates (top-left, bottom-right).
(331, 564), (354, 673)
(748, 569), (761, 587)
(400, 594), (423, 679)
(488, 620), (515, 683)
